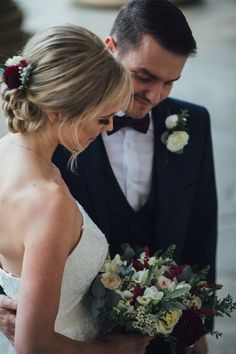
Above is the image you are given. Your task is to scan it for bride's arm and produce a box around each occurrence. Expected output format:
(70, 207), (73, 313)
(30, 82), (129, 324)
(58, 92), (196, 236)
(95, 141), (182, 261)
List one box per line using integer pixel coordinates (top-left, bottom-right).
(14, 189), (87, 354)
(14, 189), (151, 354)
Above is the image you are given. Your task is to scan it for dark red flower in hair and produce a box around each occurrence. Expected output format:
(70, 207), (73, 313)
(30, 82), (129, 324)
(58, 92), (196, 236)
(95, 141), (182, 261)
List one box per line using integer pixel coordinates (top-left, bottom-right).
(3, 60), (28, 90)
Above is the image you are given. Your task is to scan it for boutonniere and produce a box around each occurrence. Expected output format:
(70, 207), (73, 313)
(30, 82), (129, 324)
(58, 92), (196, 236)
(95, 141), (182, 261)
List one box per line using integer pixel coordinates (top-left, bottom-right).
(161, 109), (189, 154)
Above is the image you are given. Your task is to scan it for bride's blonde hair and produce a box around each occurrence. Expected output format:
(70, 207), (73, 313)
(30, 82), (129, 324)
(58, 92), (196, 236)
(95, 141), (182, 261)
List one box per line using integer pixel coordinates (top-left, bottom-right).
(1, 25), (132, 149)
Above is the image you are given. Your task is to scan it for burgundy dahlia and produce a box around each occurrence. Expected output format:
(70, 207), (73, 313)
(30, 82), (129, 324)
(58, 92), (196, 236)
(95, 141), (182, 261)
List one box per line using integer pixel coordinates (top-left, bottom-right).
(198, 308), (218, 317)
(3, 60), (28, 90)
(172, 309), (206, 346)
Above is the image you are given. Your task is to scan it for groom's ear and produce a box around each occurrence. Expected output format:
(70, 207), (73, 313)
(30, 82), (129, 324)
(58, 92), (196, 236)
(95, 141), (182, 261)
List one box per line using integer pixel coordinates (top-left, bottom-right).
(104, 36), (117, 54)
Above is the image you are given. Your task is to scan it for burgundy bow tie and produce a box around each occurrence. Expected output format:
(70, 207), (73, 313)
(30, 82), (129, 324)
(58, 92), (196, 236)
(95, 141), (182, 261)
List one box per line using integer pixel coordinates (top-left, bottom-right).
(107, 114), (150, 135)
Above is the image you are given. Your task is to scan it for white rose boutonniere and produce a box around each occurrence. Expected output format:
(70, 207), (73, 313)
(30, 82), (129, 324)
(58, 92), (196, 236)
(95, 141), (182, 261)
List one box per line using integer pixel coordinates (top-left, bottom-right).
(161, 109), (189, 154)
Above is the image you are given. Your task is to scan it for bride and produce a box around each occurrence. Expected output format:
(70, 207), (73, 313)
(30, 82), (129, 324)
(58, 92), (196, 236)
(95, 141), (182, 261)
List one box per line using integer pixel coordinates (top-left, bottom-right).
(0, 25), (151, 354)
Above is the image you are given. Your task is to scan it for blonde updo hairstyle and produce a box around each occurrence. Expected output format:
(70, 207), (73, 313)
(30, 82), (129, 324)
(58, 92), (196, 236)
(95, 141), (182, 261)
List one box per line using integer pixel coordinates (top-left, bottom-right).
(1, 25), (132, 148)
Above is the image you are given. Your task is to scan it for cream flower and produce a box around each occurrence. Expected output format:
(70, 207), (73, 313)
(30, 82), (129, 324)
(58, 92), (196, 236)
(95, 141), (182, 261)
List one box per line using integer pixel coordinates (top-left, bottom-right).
(143, 286), (164, 300)
(101, 254), (123, 273)
(156, 309), (182, 334)
(133, 269), (149, 285)
(120, 290), (133, 300)
(165, 114), (178, 129)
(5, 55), (23, 66)
(167, 131), (189, 152)
(101, 272), (121, 290)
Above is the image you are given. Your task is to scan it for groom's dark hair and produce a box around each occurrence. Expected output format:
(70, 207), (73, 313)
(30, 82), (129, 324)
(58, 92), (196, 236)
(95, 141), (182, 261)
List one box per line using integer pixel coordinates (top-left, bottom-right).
(110, 0), (197, 57)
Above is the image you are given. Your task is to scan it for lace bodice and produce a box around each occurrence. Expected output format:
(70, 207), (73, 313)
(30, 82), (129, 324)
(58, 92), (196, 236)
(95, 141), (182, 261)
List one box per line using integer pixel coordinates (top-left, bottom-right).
(0, 202), (108, 352)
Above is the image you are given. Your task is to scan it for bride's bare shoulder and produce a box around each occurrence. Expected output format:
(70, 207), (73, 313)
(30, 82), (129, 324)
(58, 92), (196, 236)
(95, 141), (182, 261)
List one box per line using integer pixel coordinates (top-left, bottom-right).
(16, 182), (80, 240)
(29, 181), (75, 215)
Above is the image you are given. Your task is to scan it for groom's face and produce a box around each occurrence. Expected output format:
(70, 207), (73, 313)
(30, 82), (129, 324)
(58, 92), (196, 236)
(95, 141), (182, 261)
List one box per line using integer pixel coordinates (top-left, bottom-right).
(106, 34), (187, 119)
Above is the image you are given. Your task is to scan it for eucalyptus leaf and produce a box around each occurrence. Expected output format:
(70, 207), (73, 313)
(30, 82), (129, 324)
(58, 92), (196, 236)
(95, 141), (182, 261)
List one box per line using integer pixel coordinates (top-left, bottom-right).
(119, 263), (133, 277)
(165, 287), (190, 299)
(164, 300), (187, 310)
(161, 131), (169, 144)
(91, 276), (106, 298)
(91, 297), (105, 318)
(121, 243), (135, 260)
(177, 265), (193, 282)
(105, 289), (121, 307)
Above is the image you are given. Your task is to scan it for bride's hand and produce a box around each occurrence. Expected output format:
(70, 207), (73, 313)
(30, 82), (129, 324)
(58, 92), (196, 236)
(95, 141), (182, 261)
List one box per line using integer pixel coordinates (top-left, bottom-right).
(96, 332), (153, 354)
(0, 294), (17, 345)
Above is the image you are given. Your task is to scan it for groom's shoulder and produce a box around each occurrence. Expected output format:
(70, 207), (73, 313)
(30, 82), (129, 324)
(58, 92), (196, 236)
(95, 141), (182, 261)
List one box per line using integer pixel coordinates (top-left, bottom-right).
(153, 97), (210, 124)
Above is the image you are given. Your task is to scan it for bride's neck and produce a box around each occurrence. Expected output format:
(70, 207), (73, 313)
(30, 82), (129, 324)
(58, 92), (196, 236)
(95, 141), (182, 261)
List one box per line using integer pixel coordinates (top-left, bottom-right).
(9, 126), (58, 165)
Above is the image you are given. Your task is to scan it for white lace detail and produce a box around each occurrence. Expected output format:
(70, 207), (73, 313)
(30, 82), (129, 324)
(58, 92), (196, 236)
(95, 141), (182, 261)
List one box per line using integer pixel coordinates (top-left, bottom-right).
(0, 202), (108, 352)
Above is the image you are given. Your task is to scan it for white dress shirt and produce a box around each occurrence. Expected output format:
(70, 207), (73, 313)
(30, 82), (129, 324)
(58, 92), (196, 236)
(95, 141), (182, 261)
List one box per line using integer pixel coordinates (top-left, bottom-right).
(102, 115), (154, 211)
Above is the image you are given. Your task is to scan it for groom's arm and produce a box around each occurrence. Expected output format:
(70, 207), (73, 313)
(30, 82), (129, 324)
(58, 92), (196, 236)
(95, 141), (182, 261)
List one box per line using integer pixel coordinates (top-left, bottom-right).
(183, 108), (217, 284)
(182, 109), (217, 346)
(0, 294), (17, 344)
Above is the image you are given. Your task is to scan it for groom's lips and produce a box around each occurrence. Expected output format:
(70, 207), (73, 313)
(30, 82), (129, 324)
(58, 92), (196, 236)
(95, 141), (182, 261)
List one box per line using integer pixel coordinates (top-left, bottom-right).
(134, 94), (150, 106)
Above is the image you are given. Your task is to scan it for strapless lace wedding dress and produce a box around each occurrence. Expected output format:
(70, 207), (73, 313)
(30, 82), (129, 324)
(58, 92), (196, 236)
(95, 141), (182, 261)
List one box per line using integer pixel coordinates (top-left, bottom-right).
(0, 202), (108, 353)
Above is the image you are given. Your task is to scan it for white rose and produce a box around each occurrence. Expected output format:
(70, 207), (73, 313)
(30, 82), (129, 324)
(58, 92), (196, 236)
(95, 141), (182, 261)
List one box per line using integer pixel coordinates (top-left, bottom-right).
(101, 272), (121, 290)
(5, 56), (23, 66)
(167, 131), (189, 152)
(143, 286), (164, 300)
(165, 114), (178, 129)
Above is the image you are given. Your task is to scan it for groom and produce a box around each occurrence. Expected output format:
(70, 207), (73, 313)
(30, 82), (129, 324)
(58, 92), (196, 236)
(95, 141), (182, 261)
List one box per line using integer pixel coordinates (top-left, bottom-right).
(0, 1), (216, 353)
(53, 1), (216, 353)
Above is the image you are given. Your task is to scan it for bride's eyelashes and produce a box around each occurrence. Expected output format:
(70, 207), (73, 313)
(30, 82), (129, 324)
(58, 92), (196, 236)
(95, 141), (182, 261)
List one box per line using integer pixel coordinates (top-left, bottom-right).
(98, 118), (111, 125)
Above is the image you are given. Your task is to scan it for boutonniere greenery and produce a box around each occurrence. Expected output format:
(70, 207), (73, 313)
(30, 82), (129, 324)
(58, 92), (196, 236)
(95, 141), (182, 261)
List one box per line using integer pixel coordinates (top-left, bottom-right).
(161, 109), (189, 154)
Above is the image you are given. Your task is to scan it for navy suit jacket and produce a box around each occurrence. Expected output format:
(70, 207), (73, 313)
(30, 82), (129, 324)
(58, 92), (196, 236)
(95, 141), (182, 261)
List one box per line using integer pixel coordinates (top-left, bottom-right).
(53, 97), (217, 283)
(53, 97), (217, 353)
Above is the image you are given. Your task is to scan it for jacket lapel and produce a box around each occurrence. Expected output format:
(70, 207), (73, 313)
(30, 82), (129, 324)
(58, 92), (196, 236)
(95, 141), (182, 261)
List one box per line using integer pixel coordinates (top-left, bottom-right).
(152, 102), (172, 251)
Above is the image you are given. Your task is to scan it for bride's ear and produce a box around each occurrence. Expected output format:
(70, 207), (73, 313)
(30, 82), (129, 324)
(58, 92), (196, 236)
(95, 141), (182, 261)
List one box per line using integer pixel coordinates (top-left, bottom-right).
(47, 112), (60, 123)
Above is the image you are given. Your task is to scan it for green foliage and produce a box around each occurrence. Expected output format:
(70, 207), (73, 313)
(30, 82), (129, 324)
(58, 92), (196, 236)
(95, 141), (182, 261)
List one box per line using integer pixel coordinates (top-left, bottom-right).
(161, 244), (176, 260)
(91, 276), (106, 298)
(215, 294), (236, 317)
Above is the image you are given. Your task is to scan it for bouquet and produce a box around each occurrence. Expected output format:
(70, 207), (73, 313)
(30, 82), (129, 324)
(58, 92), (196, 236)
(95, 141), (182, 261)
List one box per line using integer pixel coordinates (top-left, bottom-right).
(86, 244), (236, 351)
